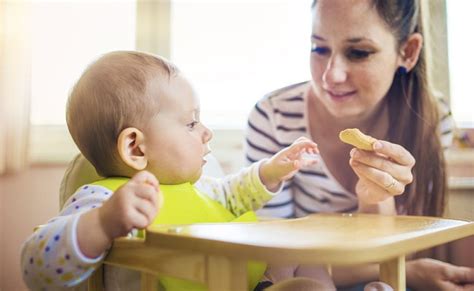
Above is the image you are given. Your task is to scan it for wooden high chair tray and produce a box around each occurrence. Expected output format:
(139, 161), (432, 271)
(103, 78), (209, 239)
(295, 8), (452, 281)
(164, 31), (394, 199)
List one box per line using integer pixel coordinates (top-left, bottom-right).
(104, 213), (474, 291)
(145, 213), (474, 265)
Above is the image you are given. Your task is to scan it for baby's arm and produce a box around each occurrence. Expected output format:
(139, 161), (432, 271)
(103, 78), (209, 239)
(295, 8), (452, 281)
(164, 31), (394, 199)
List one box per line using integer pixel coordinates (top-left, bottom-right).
(21, 171), (159, 289)
(77, 171), (159, 258)
(196, 160), (277, 216)
(196, 137), (318, 216)
(21, 186), (111, 289)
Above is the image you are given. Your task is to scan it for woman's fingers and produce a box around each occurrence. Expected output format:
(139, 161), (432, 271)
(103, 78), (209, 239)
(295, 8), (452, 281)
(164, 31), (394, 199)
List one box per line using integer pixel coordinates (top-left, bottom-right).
(372, 140), (415, 167)
(356, 178), (392, 203)
(350, 149), (413, 184)
(349, 139), (415, 201)
(351, 159), (405, 196)
(450, 266), (474, 285)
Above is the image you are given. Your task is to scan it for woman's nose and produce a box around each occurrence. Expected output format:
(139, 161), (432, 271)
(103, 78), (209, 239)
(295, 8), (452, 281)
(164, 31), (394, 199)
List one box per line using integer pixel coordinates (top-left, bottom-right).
(322, 56), (348, 86)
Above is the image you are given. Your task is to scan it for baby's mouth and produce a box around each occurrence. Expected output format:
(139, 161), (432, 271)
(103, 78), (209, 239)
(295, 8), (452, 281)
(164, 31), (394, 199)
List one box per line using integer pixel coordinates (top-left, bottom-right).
(203, 144), (212, 164)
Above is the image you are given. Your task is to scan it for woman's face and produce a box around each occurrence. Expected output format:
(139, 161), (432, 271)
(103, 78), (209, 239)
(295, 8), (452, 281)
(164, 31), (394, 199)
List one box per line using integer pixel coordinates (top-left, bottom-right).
(310, 0), (402, 118)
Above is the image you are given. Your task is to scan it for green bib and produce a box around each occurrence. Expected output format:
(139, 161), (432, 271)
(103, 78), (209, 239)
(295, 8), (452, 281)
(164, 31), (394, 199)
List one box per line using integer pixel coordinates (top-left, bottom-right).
(92, 178), (265, 291)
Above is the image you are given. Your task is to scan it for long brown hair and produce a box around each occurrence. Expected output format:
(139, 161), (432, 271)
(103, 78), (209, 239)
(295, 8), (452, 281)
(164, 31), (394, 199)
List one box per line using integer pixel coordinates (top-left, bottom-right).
(312, 0), (447, 216)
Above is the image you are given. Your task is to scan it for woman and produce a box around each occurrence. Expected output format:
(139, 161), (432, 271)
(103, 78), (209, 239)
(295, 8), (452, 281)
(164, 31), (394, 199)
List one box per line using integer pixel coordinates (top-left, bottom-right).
(245, 0), (474, 290)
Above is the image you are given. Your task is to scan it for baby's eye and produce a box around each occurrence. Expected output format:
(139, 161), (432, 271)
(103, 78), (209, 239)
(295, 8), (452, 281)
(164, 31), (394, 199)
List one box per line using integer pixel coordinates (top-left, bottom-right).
(347, 49), (373, 61)
(187, 121), (199, 130)
(311, 44), (330, 56)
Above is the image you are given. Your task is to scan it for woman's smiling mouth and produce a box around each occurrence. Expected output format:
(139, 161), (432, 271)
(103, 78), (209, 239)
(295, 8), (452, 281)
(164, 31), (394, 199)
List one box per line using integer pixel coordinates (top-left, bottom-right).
(326, 89), (357, 100)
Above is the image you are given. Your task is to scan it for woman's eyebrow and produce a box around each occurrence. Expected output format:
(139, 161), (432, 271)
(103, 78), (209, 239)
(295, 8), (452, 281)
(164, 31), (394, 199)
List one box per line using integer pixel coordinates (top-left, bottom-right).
(312, 34), (375, 44)
(346, 37), (374, 43)
(311, 34), (326, 41)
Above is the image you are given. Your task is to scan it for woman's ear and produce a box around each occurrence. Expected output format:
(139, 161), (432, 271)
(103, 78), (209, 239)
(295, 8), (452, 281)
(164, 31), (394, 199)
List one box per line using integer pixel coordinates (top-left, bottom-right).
(398, 32), (423, 72)
(117, 127), (148, 170)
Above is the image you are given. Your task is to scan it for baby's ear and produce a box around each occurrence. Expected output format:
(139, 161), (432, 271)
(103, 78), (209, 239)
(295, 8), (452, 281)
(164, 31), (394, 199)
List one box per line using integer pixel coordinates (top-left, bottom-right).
(117, 127), (148, 170)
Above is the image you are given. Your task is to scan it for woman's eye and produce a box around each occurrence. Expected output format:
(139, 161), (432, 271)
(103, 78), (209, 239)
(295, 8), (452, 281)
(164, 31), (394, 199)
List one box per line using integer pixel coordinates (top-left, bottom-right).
(347, 49), (373, 60)
(311, 44), (329, 56)
(187, 121), (199, 130)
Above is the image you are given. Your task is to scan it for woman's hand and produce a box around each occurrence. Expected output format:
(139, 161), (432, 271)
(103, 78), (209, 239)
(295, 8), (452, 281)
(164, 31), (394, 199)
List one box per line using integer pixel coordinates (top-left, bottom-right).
(407, 258), (474, 291)
(349, 140), (415, 208)
(260, 137), (319, 191)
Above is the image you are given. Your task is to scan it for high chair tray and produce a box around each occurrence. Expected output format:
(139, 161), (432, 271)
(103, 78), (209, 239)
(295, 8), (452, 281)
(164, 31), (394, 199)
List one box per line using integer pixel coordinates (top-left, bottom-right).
(104, 213), (474, 291)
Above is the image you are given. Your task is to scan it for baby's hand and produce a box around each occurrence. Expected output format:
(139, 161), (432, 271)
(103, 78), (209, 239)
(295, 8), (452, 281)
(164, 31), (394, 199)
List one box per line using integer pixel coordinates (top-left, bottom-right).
(98, 171), (161, 240)
(259, 137), (319, 191)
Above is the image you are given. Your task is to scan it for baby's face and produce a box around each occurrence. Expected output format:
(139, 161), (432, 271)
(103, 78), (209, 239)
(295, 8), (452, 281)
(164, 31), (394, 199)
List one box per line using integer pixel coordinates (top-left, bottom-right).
(142, 73), (213, 184)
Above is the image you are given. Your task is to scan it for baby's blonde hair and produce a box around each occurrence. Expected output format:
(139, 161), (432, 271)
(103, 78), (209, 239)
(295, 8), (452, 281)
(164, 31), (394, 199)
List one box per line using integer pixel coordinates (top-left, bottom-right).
(66, 51), (178, 177)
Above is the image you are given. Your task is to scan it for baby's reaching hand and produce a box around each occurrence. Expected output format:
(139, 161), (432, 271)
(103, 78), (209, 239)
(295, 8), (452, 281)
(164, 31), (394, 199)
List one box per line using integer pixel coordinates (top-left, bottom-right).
(259, 137), (319, 191)
(98, 171), (161, 240)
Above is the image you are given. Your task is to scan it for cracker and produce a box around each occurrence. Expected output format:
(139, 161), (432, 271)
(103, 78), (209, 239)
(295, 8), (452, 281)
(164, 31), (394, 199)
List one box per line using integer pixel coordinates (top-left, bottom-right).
(339, 128), (377, 151)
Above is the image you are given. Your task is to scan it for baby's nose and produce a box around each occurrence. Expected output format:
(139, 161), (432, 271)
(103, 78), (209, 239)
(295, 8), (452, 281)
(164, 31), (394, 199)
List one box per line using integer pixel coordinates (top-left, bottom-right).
(203, 126), (213, 143)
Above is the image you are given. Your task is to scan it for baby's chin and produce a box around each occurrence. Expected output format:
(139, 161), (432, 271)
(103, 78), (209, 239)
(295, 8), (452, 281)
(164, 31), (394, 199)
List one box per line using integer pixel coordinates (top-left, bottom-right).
(189, 169), (203, 184)
(155, 169), (202, 185)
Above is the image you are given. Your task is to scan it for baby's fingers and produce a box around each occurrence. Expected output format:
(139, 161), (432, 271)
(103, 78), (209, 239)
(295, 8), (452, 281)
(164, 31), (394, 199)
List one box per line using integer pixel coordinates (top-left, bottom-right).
(287, 140), (319, 158)
(131, 170), (159, 191)
(126, 209), (152, 230)
(133, 183), (160, 209)
(133, 199), (158, 227)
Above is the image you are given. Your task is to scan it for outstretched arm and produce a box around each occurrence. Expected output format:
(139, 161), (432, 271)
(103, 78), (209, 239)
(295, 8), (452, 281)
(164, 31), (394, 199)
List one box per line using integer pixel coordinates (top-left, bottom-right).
(197, 137), (318, 217)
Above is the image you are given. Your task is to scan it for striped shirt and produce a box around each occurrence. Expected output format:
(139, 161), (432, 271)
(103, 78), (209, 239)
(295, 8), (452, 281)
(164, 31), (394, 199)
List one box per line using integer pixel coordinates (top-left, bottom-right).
(245, 81), (454, 218)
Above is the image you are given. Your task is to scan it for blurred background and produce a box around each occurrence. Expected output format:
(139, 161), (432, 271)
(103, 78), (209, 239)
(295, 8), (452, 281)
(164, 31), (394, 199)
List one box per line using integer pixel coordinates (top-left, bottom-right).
(1, 0), (473, 289)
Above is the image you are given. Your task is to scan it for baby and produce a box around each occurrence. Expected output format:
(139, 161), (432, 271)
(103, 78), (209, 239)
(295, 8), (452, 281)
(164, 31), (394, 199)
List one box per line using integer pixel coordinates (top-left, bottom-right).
(21, 51), (337, 291)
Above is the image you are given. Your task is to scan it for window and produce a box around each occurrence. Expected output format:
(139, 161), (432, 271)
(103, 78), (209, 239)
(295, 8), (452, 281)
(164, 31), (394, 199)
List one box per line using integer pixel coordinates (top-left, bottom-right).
(447, 0), (474, 128)
(30, 0), (136, 126)
(170, 0), (311, 129)
(30, 0), (136, 162)
(30, 0), (312, 162)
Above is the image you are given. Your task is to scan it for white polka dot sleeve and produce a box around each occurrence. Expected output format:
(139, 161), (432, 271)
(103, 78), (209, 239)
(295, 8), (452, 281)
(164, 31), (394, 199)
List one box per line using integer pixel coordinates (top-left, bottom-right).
(20, 185), (113, 290)
(194, 160), (281, 217)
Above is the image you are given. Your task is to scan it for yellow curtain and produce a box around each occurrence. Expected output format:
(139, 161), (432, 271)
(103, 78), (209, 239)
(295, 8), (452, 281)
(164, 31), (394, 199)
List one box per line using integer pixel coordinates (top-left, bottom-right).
(0, 0), (32, 175)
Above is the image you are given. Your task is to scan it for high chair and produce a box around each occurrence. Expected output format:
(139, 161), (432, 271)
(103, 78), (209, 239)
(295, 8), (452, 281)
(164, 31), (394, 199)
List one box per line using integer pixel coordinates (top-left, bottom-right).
(59, 155), (474, 291)
(60, 153), (246, 291)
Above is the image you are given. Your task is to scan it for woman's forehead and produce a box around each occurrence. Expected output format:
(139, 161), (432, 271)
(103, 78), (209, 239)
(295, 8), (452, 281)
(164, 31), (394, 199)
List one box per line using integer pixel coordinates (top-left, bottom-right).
(312, 0), (389, 40)
(312, 5), (394, 47)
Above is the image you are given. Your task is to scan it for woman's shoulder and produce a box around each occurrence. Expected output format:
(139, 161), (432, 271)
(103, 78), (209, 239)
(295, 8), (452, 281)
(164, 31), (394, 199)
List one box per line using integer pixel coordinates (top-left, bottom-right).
(258, 81), (310, 106)
(248, 82), (310, 134)
(433, 92), (454, 127)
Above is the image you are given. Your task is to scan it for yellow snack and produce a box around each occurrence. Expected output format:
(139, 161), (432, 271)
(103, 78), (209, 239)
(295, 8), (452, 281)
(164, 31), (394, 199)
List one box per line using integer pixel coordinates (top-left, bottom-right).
(339, 128), (377, 151)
